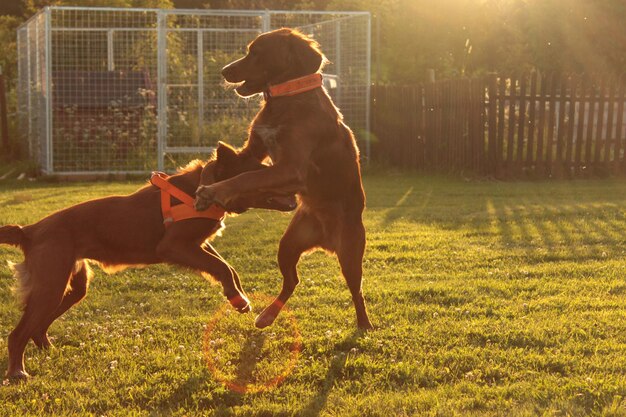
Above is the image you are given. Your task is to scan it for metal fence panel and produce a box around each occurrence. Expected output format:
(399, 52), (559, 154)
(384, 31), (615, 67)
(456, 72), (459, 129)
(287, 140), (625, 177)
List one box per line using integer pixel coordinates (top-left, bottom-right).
(17, 7), (371, 174)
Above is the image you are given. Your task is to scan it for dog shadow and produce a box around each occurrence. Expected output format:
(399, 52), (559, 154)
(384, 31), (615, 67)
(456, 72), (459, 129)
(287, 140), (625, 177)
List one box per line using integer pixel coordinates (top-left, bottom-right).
(0, 190), (71, 209)
(232, 330), (267, 390)
(299, 329), (365, 417)
(156, 330), (267, 411)
(0, 356), (7, 380)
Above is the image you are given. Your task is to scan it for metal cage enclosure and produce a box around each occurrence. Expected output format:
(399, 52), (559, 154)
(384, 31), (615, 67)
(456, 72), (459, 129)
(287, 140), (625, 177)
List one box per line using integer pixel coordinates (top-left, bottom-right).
(17, 7), (371, 174)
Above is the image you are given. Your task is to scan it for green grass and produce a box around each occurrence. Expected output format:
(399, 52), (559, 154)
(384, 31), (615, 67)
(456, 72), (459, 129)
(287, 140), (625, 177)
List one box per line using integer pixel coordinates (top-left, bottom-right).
(2, 173), (626, 416)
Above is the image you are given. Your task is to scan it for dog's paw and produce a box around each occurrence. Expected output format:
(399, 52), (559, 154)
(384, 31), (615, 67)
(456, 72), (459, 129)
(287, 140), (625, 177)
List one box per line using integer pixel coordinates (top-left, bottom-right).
(228, 294), (252, 313)
(194, 186), (215, 211)
(32, 332), (53, 349)
(358, 320), (375, 331)
(6, 369), (30, 381)
(254, 301), (283, 329)
(254, 312), (276, 329)
(195, 186), (231, 211)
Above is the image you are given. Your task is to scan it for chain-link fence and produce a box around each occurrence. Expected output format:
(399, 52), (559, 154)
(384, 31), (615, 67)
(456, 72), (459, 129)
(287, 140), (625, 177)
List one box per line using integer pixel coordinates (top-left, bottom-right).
(17, 7), (370, 174)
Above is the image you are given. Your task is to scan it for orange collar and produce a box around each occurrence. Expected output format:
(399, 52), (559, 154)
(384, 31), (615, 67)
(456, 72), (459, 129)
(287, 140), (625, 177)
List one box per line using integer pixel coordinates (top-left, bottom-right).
(150, 172), (225, 227)
(266, 73), (323, 98)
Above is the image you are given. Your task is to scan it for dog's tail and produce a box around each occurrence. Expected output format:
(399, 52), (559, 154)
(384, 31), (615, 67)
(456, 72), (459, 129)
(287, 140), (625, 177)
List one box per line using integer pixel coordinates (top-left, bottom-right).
(7, 261), (31, 308)
(0, 225), (25, 249)
(1, 226), (30, 307)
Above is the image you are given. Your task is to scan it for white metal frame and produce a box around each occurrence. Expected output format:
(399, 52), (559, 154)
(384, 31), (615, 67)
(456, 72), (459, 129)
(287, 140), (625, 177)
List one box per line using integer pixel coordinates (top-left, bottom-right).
(17, 7), (371, 174)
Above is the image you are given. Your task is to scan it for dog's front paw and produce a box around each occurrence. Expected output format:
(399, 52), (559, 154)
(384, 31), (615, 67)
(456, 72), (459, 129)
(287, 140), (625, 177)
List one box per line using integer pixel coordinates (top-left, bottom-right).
(228, 294), (252, 313)
(195, 185), (216, 211)
(6, 369), (30, 381)
(195, 185), (234, 211)
(32, 332), (53, 349)
(254, 300), (283, 329)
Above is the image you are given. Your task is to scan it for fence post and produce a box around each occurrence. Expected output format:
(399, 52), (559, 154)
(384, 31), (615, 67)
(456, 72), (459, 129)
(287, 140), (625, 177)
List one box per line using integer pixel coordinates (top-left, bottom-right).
(426, 69), (435, 83)
(515, 74), (527, 177)
(525, 72), (538, 175)
(0, 66), (9, 155)
(593, 77), (607, 175)
(615, 75), (625, 175)
(564, 76), (578, 178)
(156, 11), (166, 172)
(506, 76), (517, 178)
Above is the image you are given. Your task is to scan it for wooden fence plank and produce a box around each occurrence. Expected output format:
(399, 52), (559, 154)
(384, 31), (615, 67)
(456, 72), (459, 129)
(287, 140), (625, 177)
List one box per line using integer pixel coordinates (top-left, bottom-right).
(460, 80), (466, 171)
(564, 76), (578, 177)
(594, 77), (607, 174)
(401, 85), (410, 167)
(525, 72), (538, 174)
(515, 75), (527, 176)
(454, 80), (461, 170)
(479, 79), (487, 171)
(470, 79), (477, 171)
(418, 85), (426, 168)
(496, 76), (506, 177)
(584, 78), (598, 176)
(535, 73), (549, 176)
(506, 76), (517, 177)
(409, 86), (418, 168)
(436, 81), (444, 168)
(574, 77), (587, 176)
(455, 80), (462, 171)
(425, 83), (435, 170)
(545, 75), (558, 177)
(460, 79), (468, 171)
(431, 82), (439, 168)
(438, 82), (446, 169)
(554, 76), (569, 178)
(615, 76), (625, 174)
(487, 76), (497, 174)
(447, 80), (455, 171)
(473, 79), (485, 172)
(0, 73), (9, 154)
(605, 78), (616, 168)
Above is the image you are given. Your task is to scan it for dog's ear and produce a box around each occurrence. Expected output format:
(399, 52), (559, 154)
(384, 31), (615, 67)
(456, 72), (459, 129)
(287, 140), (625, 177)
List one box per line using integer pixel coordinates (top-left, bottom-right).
(216, 141), (238, 163)
(290, 32), (325, 75)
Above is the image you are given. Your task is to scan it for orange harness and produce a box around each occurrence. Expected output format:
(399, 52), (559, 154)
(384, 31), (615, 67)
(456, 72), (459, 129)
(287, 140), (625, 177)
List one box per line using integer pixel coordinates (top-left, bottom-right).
(266, 73), (323, 98)
(150, 172), (225, 227)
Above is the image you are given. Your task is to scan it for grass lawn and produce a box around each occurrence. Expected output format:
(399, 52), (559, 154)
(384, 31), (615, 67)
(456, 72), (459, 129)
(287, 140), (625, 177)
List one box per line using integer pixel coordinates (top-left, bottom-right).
(2, 173), (626, 416)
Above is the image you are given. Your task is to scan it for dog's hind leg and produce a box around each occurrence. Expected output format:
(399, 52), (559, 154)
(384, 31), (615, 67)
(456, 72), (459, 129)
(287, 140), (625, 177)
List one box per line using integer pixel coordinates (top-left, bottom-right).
(32, 260), (91, 349)
(7, 251), (73, 378)
(336, 219), (373, 330)
(255, 210), (321, 329)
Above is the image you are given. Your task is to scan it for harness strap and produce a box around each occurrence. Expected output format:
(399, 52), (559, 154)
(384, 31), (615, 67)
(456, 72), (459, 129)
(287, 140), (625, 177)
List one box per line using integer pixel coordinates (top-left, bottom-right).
(266, 73), (323, 98)
(150, 172), (225, 227)
(151, 171), (195, 206)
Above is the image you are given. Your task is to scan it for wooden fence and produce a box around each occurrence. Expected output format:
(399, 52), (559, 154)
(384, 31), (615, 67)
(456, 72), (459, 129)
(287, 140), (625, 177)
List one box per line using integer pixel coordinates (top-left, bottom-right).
(371, 74), (626, 178)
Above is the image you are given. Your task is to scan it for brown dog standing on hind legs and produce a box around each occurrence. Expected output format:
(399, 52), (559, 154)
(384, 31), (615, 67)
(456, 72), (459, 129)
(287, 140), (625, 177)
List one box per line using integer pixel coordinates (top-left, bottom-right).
(0, 142), (296, 379)
(195, 28), (373, 330)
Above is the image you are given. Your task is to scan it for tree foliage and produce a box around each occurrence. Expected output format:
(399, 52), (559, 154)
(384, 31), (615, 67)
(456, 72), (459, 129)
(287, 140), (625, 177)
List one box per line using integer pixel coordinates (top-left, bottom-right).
(1, 0), (624, 84)
(366, 0), (626, 83)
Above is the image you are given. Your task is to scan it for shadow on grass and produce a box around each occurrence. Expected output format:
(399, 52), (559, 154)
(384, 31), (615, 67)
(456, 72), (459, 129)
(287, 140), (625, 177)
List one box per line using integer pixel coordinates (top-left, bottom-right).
(300, 329), (366, 417)
(485, 191), (626, 260)
(0, 190), (72, 209)
(0, 355), (7, 379)
(233, 331), (266, 390)
(372, 179), (626, 260)
(154, 330), (268, 412)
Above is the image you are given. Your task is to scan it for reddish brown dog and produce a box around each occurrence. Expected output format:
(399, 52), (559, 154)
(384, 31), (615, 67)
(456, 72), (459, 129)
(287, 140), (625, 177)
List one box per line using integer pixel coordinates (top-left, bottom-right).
(0, 143), (295, 378)
(195, 28), (373, 330)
